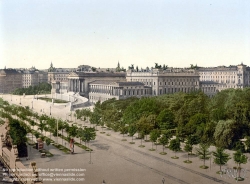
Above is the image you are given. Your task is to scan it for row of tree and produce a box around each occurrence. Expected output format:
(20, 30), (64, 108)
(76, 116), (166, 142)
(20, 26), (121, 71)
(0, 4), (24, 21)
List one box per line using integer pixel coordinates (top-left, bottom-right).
(0, 98), (96, 156)
(72, 89), (249, 175)
(75, 89), (250, 153)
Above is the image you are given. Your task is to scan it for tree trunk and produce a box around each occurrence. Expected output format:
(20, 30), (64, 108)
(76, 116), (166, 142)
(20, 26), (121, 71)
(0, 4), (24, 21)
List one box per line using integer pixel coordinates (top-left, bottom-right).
(238, 163), (241, 179)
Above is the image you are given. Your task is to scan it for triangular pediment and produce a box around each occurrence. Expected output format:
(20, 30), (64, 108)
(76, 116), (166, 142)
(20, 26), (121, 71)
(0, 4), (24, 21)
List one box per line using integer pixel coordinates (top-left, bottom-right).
(68, 72), (80, 77)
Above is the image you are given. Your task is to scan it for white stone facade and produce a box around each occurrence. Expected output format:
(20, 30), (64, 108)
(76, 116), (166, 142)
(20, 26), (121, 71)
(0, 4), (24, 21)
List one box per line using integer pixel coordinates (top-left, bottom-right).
(198, 63), (250, 96)
(66, 72), (126, 96)
(126, 68), (200, 96)
(89, 81), (152, 103)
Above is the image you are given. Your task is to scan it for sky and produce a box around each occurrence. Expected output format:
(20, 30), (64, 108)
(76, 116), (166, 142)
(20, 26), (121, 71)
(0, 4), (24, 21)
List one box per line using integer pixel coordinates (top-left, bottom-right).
(0, 0), (250, 70)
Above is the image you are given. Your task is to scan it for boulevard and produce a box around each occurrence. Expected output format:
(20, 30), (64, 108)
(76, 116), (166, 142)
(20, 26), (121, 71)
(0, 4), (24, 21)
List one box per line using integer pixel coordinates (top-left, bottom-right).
(1, 94), (249, 184)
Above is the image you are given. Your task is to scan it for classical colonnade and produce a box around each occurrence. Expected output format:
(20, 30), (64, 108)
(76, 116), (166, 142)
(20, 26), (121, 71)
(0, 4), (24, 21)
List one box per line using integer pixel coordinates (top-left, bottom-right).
(89, 84), (122, 96)
(68, 79), (85, 93)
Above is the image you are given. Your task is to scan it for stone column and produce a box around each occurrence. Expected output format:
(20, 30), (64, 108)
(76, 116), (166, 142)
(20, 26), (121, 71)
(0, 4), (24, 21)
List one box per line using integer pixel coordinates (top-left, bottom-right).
(78, 79), (81, 92)
(68, 80), (70, 92)
(70, 79), (73, 91)
(74, 79), (76, 92)
(81, 80), (84, 93)
(79, 80), (81, 92)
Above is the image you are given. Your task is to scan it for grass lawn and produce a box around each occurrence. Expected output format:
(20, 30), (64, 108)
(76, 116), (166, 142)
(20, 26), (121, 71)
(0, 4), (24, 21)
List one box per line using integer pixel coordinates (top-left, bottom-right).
(38, 97), (69, 103)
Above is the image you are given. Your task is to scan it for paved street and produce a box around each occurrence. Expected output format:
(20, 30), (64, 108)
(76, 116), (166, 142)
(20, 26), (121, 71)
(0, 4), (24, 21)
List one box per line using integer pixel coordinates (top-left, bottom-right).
(1, 94), (250, 184)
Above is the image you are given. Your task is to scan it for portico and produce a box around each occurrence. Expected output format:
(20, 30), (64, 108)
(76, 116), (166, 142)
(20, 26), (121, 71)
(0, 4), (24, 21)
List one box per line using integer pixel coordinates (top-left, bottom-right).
(67, 72), (126, 96)
(68, 78), (85, 93)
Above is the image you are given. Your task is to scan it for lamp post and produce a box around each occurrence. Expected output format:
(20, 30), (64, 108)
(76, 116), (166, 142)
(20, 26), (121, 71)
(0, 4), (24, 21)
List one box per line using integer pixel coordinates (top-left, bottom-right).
(56, 120), (58, 144)
(50, 106), (51, 116)
(11, 94), (12, 101)
(209, 147), (212, 171)
(210, 154), (212, 171)
(19, 97), (21, 105)
(26, 143), (29, 160)
(89, 149), (92, 164)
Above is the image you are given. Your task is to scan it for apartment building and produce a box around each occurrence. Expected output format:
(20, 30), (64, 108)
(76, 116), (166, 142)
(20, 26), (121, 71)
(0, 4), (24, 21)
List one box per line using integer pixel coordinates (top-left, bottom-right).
(0, 69), (22, 93)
